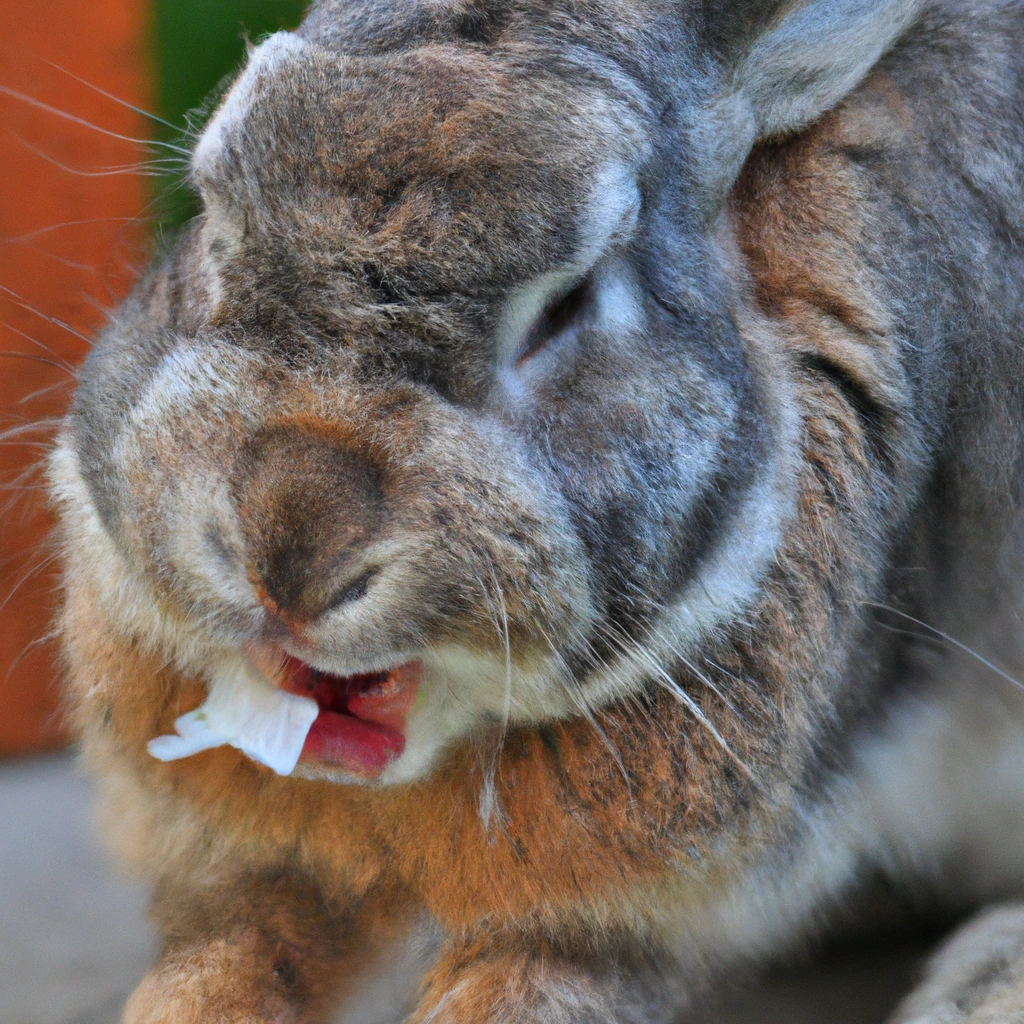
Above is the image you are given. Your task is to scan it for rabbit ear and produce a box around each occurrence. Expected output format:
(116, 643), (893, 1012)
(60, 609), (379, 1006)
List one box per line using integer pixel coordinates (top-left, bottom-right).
(695, 0), (923, 209)
(735, 0), (923, 135)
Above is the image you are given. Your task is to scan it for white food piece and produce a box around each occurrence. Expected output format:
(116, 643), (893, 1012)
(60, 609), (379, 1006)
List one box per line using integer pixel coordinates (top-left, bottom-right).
(147, 657), (319, 776)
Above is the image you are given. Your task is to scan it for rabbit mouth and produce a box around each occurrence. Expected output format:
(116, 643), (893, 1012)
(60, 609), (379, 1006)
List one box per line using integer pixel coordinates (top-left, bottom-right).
(278, 656), (422, 777)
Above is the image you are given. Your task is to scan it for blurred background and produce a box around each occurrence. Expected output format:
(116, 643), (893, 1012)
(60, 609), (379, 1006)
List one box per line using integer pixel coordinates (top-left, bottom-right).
(0, 0), (306, 759)
(0, 3), (932, 1022)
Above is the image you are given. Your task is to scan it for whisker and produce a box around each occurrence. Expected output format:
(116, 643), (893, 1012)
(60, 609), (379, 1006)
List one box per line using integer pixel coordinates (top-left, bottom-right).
(486, 564), (514, 737)
(3, 628), (60, 689)
(0, 443), (55, 459)
(0, 458), (51, 518)
(644, 619), (743, 719)
(0, 418), (64, 441)
(0, 286), (94, 345)
(0, 319), (77, 366)
(536, 621), (635, 800)
(41, 59), (184, 133)
(0, 351), (78, 378)
(18, 379), (73, 406)
(598, 618), (755, 781)
(13, 245), (110, 275)
(699, 655), (774, 724)
(865, 601), (1024, 691)
(0, 216), (155, 246)
(9, 137), (184, 180)
(0, 550), (60, 618)
(0, 482), (48, 493)
(468, 567), (510, 831)
(0, 86), (191, 155)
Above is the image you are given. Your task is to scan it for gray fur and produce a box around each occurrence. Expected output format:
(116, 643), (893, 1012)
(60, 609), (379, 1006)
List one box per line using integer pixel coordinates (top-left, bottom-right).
(50, 1), (1024, 1021)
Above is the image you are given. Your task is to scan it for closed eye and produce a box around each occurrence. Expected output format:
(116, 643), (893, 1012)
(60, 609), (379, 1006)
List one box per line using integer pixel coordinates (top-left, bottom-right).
(514, 276), (593, 365)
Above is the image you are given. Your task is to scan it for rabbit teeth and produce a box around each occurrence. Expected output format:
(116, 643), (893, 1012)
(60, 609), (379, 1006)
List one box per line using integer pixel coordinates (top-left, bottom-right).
(278, 656), (423, 778)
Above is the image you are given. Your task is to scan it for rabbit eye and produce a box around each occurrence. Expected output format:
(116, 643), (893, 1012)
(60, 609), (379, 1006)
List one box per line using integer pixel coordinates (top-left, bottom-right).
(515, 277), (593, 365)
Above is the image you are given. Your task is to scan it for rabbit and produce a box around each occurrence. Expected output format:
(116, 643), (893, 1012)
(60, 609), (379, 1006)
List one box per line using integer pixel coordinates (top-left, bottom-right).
(48, 0), (1024, 1021)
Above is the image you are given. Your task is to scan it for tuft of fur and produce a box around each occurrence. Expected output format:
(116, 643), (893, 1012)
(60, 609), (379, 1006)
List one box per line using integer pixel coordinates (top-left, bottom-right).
(51, 0), (1024, 1020)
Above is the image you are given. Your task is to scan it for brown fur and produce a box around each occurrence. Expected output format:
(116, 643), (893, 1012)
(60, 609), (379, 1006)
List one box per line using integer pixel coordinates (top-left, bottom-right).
(53, 1), (1024, 1020)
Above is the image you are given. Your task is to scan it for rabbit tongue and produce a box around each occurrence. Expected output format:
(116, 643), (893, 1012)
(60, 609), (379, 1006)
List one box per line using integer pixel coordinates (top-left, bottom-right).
(282, 657), (421, 777)
(147, 659), (319, 776)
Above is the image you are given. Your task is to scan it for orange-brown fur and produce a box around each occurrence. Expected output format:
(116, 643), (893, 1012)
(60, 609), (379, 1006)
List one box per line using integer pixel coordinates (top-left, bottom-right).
(54, 1), (1024, 1020)
(67, 94), (889, 1005)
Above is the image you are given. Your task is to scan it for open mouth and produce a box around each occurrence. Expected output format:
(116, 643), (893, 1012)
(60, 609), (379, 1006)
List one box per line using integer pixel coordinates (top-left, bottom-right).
(276, 656), (422, 777)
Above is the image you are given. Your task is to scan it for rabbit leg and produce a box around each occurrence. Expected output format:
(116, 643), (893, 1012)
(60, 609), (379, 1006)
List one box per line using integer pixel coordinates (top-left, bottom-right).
(888, 905), (1024, 1024)
(123, 871), (415, 1024)
(405, 931), (686, 1024)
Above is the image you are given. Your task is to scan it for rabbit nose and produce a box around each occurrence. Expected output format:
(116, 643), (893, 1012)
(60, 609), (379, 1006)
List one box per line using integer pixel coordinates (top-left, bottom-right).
(230, 428), (386, 624)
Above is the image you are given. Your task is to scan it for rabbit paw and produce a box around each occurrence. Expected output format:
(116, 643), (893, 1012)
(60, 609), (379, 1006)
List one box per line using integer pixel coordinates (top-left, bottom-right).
(123, 931), (316, 1024)
(889, 905), (1024, 1023)
(405, 936), (683, 1024)
(122, 873), (411, 1024)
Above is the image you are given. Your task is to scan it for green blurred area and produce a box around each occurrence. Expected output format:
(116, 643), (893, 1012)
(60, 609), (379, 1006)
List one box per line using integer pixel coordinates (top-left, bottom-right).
(153, 0), (309, 229)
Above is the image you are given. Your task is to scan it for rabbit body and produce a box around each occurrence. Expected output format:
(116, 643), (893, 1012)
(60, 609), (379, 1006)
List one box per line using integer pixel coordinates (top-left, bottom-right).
(52, 1), (1024, 1021)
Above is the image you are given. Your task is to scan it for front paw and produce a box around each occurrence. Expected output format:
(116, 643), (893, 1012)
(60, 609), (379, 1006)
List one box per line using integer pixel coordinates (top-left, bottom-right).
(889, 905), (1024, 1023)
(123, 931), (321, 1024)
(405, 936), (683, 1024)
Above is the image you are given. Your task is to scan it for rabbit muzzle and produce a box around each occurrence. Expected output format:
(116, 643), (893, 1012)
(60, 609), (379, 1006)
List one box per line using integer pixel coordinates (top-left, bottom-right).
(58, 343), (608, 782)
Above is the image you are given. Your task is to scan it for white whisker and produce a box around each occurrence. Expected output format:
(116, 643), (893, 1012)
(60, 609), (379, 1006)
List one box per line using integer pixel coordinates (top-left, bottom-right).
(599, 618), (755, 781)
(0, 86), (191, 155)
(865, 601), (1024, 692)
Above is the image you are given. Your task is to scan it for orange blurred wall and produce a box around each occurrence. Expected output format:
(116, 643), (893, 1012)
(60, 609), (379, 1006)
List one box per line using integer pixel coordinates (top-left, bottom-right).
(0, 0), (150, 754)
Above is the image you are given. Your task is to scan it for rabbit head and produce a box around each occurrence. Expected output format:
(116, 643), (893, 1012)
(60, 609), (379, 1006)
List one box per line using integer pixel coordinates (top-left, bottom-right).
(53, 0), (923, 786)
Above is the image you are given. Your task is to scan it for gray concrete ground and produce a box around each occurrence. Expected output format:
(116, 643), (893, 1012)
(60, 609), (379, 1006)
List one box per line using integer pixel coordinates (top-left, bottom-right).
(0, 752), (154, 1024)
(1, 751), (929, 1024)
